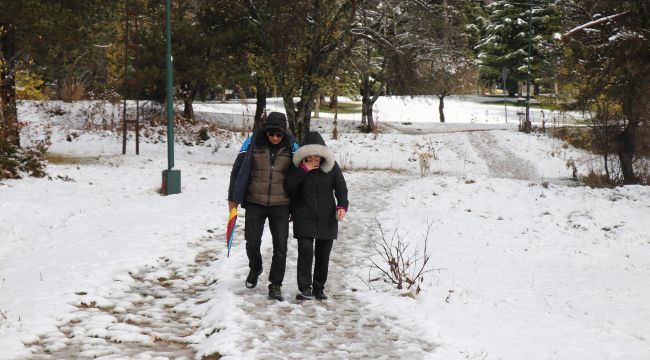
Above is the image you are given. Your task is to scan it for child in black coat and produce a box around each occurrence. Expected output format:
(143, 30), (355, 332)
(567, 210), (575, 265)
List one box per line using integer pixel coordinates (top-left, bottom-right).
(284, 132), (348, 300)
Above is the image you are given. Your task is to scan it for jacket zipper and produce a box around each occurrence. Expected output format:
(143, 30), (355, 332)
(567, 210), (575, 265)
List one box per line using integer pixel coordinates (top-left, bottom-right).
(314, 174), (319, 238)
(267, 149), (277, 206)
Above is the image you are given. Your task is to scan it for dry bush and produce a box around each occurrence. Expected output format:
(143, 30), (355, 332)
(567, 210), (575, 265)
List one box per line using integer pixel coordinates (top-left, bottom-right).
(582, 171), (616, 188)
(370, 220), (432, 295)
(88, 89), (122, 104)
(0, 308), (9, 329)
(82, 101), (118, 131)
(58, 74), (89, 102)
(549, 126), (594, 151)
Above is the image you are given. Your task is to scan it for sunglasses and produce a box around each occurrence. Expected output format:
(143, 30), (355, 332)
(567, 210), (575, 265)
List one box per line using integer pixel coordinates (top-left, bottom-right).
(267, 131), (283, 138)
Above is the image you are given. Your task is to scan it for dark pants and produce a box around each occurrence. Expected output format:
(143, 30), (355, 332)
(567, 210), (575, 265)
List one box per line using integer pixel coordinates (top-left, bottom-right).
(244, 203), (289, 285)
(296, 238), (334, 291)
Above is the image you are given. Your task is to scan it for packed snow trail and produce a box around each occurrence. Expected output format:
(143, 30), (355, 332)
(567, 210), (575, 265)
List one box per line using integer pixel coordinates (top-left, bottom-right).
(26, 234), (221, 359)
(467, 131), (538, 180)
(215, 172), (436, 359)
(25, 172), (435, 359)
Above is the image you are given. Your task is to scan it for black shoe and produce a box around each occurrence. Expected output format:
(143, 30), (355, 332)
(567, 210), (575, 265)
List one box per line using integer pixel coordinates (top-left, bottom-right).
(268, 284), (284, 301)
(295, 287), (314, 301)
(313, 288), (328, 300)
(245, 268), (263, 289)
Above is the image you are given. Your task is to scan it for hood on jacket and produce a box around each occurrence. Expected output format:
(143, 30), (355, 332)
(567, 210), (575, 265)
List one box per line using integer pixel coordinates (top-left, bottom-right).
(293, 131), (336, 173)
(264, 112), (288, 134)
(255, 112), (291, 147)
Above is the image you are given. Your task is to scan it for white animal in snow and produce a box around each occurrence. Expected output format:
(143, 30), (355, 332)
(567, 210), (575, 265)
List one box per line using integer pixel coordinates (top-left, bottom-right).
(418, 152), (431, 177)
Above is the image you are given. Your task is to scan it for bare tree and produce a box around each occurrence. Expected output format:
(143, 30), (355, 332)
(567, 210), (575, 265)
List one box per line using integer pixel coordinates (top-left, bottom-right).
(245, 0), (360, 142)
(559, 0), (650, 184)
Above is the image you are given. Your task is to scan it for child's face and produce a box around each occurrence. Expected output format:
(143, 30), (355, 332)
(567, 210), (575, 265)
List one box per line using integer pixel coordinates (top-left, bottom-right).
(304, 155), (322, 163)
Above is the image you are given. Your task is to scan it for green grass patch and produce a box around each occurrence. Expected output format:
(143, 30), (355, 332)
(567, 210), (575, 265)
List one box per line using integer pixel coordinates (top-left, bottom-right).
(479, 95), (562, 111)
(316, 102), (362, 114)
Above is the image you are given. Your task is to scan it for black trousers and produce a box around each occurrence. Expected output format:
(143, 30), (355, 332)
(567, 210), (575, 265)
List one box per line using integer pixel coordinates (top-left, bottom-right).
(296, 238), (334, 290)
(244, 203), (289, 285)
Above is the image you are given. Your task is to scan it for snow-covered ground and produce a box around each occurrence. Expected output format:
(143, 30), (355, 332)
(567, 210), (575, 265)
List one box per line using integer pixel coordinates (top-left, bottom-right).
(1, 98), (648, 359)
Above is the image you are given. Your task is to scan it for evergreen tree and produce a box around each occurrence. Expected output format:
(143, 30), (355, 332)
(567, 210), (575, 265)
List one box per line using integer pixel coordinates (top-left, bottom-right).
(476, 0), (561, 95)
(1, 0), (116, 148)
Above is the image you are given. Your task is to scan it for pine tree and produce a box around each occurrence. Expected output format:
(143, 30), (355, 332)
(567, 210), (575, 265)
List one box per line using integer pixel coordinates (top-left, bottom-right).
(1, 0), (116, 148)
(476, 0), (561, 95)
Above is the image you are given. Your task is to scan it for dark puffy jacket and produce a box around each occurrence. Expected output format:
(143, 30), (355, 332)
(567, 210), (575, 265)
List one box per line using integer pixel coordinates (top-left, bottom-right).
(228, 112), (297, 206)
(246, 143), (292, 206)
(284, 132), (348, 240)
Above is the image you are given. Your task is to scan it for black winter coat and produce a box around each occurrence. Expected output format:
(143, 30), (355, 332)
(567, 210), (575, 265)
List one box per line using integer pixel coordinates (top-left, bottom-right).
(284, 163), (348, 240)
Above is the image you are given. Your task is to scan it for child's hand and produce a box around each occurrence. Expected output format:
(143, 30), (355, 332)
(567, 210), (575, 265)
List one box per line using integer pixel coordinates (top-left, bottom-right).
(303, 158), (320, 171)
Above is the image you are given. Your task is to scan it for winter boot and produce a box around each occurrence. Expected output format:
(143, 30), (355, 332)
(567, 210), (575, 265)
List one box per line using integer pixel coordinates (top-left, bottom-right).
(295, 287), (314, 301)
(245, 268), (263, 289)
(268, 283), (284, 301)
(313, 287), (328, 300)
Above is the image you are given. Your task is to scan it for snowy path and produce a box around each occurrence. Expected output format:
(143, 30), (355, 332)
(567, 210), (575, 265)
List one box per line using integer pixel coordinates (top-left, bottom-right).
(25, 173), (435, 359)
(215, 172), (435, 359)
(467, 131), (538, 180)
(26, 235), (220, 359)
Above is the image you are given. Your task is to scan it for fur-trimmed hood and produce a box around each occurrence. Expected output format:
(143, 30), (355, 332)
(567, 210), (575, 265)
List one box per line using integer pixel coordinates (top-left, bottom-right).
(293, 132), (336, 173)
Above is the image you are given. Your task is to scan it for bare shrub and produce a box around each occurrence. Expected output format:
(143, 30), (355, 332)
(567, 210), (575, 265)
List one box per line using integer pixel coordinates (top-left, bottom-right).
(58, 73), (89, 102)
(82, 101), (118, 131)
(0, 308), (9, 329)
(370, 220), (433, 295)
(565, 159), (578, 181)
(583, 171), (616, 188)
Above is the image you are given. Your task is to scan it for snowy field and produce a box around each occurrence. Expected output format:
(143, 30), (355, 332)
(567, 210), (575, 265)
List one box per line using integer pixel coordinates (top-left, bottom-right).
(1, 98), (649, 359)
(193, 95), (581, 133)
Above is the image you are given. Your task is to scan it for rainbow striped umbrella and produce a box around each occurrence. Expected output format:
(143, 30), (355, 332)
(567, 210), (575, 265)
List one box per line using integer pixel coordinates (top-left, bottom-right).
(226, 207), (237, 257)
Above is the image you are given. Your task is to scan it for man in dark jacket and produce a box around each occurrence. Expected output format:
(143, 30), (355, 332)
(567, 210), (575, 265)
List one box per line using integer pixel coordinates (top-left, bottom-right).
(284, 131), (348, 301)
(228, 112), (298, 301)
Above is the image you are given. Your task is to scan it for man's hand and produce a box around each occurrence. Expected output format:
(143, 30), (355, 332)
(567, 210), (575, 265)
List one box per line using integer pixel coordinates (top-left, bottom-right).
(336, 208), (346, 221)
(228, 201), (239, 211)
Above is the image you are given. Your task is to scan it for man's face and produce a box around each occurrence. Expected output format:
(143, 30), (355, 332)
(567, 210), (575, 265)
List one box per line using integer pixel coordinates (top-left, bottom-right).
(267, 130), (283, 145)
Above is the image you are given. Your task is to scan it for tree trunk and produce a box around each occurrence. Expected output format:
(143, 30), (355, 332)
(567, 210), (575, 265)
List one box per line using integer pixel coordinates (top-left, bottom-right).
(617, 82), (643, 185)
(329, 91), (338, 109)
(283, 93), (298, 137)
(368, 83), (384, 132)
(182, 81), (202, 121)
(0, 25), (19, 147)
(366, 100), (375, 132)
(285, 85), (318, 143)
(617, 124), (637, 184)
(361, 77), (384, 133)
(253, 83), (267, 131)
(438, 95), (446, 123)
(314, 91), (320, 118)
(183, 98), (194, 120)
(362, 91), (375, 132)
(361, 78), (370, 127)
(295, 92), (316, 142)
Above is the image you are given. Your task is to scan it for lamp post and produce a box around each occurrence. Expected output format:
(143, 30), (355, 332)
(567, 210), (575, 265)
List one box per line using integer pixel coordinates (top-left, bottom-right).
(161, 0), (181, 194)
(501, 66), (509, 123)
(524, 0), (533, 133)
